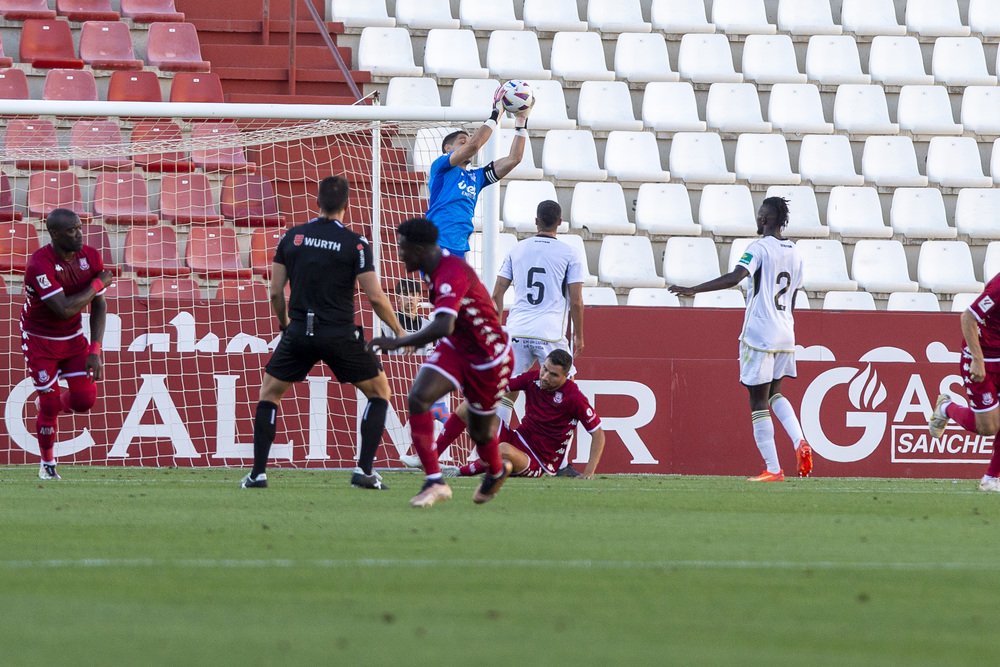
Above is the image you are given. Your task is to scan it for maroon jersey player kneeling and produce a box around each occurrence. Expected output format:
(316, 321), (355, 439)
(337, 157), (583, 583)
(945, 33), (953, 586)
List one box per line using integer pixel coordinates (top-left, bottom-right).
(21, 209), (113, 480)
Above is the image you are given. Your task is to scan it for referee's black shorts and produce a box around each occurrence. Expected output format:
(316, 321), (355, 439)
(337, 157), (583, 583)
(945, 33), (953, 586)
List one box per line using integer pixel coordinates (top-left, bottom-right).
(265, 326), (382, 384)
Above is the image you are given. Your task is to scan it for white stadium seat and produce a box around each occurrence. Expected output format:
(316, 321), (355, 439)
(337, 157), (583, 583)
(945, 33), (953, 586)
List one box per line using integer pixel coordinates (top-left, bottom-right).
(955, 188), (1000, 239)
(897, 86), (963, 136)
(627, 288), (680, 307)
(932, 38), (997, 87)
(706, 83), (771, 133)
(642, 82), (707, 133)
(805, 36), (870, 85)
(411, 126), (449, 173)
(851, 239), (919, 293)
(491, 129), (543, 180)
(906, 0), (970, 37)
(424, 29), (488, 79)
(662, 236), (721, 286)
(727, 237), (755, 291)
(841, 0), (905, 36)
(570, 183), (636, 235)
(833, 85), (899, 135)
(741, 34), (808, 85)
(777, 0), (842, 36)
(697, 184), (758, 237)
(550, 31), (615, 82)
(577, 81), (643, 131)
(926, 137), (991, 188)
(798, 135), (864, 187)
(588, 0), (650, 33)
(767, 84), (833, 134)
(598, 236), (665, 289)
(826, 186), (893, 239)
(542, 130), (607, 181)
(862, 136), (928, 187)
(796, 239), (858, 292)
(521, 80), (575, 130)
(358, 27), (422, 77)
(734, 134), (800, 185)
(651, 0), (715, 34)
(986, 242), (1000, 280)
(918, 241), (984, 295)
(330, 0), (394, 27)
(677, 34), (742, 84)
(694, 291), (746, 308)
(869, 36), (935, 86)
(669, 132), (735, 184)
(635, 183), (701, 236)
(712, 0), (775, 35)
(970, 0), (1000, 37)
(886, 292), (940, 312)
(962, 87), (1000, 136)
(522, 0), (587, 32)
(582, 287), (618, 305)
(487, 31), (550, 81)
(502, 181), (567, 233)
(953, 293), (980, 312)
(765, 185), (829, 238)
(615, 33), (680, 84)
(449, 77), (503, 114)
(823, 291), (876, 311)
(468, 232), (517, 277)
(604, 131), (670, 183)
(459, 0), (522, 31)
(557, 234), (598, 287)
(385, 77), (440, 107)
(395, 0), (459, 29)
(890, 188), (958, 240)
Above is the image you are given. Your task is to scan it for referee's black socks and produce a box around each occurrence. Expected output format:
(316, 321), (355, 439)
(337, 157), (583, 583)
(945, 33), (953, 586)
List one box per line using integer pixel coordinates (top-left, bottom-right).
(357, 398), (389, 475)
(251, 400), (278, 478)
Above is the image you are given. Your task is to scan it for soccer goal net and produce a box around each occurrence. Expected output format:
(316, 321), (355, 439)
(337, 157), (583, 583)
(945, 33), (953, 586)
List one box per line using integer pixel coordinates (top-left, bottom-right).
(0, 99), (501, 470)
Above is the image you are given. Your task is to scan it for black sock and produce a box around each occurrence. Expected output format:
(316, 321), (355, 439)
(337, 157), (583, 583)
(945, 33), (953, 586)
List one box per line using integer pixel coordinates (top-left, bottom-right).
(252, 400), (278, 477)
(357, 398), (389, 475)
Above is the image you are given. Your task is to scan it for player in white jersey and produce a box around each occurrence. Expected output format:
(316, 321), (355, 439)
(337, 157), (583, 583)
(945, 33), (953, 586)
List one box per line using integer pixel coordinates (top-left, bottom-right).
(670, 197), (813, 481)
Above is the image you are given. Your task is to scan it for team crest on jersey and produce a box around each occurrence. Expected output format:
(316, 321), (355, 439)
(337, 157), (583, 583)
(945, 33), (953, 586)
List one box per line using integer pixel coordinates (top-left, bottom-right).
(37, 274), (51, 289)
(78, 256), (89, 271)
(293, 234), (304, 246)
(553, 391), (563, 404)
(439, 283), (452, 295)
(986, 392), (995, 406)
(38, 369), (49, 383)
(981, 295), (995, 312)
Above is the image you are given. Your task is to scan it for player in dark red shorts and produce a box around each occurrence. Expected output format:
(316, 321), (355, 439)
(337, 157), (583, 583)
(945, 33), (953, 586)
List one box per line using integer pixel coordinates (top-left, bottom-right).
(21, 208), (114, 480)
(368, 217), (514, 508)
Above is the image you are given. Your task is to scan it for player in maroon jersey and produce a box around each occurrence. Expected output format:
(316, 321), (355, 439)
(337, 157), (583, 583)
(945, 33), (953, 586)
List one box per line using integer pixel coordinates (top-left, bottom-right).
(368, 217), (514, 508)
(21, 208), (114, 480)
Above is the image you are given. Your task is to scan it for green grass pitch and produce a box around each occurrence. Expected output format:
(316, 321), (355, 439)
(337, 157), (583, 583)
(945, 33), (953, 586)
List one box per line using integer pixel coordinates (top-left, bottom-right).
(2, 467), (999, 666)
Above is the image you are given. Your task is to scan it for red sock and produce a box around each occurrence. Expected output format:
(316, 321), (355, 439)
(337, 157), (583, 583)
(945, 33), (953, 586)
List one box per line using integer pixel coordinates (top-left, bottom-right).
(435, 413), (467, 449)
(475, 434), (504, 476)
(945, 402), (978, 432)
(36, 391), (61, 463)
(409, 411), (440, 476)
(459, 460), (488, 477)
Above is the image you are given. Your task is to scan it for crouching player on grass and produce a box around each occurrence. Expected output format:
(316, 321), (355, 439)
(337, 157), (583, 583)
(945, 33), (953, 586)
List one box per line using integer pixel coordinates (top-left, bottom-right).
(21, 208), (113, 480)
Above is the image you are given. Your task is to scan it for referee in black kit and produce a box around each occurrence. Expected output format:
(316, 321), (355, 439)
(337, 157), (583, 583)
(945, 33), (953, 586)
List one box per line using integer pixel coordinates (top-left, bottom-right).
(239, 175), (405, 490)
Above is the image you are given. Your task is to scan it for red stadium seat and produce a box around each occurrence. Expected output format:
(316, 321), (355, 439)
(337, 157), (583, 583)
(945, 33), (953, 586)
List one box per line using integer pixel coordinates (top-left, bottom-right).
(6, 120), (69, 171)
(93, 172), (158, 225)
(102, 275), (138, 298)
(145, 22), (209, 72)
(186, 225), (252, 279)
(0, 0), (56, 20)
(214, 279), (267, 301)
(0, 173), (22, 222)
(107, 70), (162, 102)
(56, 0), (119, 21)
(0, 275), (8, 292)
(121, 0), (183, 22)
(81, 222), (121, 274)
(0, 68), (28, 100)
(43, 68), (98, 101)
(27, 171), (90, 220)
(130, 120), (193, 172)
(148, 276), (201, 299)
(79, 21), (142, 71)
(0, 220), (40, 272)
(250, 227), (283, 277)
(0, 35), (13, 68)
(19, 19), (84, 69)
(158, 173), (224, 225)
(221, 174), (287, 227)
(124, 225), (191, 277)
(70, 120), (134, 171)
(168, 72), (224, 103)
(191, 122), (256, 173)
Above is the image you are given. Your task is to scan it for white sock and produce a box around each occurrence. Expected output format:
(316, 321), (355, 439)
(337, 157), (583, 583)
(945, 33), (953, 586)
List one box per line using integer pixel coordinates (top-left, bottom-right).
(769, 394), (804, 447)
(495, 397), (514, 426)
(752, 410), (780, 473)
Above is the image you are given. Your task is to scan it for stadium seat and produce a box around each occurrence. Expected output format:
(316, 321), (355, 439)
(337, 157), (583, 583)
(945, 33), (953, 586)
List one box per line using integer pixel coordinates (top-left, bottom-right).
(697, 184), (758, 237)
(385, 77), (440, 108)
(0, 68), (28, 100)
(93, 172), (157, 225)
(823, 291), (875, 310)
(56, 0), (118, 21)
(650, 0), (715, 34)
(890, 188), (958, 240)
(522, 0), (587, 32)
(159, 173), (224, 225)
(5, 120), (69, 171)
(765, 186), (828, 238)
(358, 27), (421, 77)
(677, 34), (742, 83)
(20, 19), (83, 69)
(970, 0), (1000, 36)
(541, 130), (607, 182)
(490, 128), (542, 180)
(734, 134), (800, 185)
(926, 137), (991, 188)
(169, 72), (224, 103)
(550, 32), (614, 83)
(990, 140), (1000, 183)
(191, 122), (256, 173)
(641, 82), (707, 133)
(932, 37), (997, 86)
(826, 186), (893, 239)
(886, 292), (940, 312)
(741, 34), (808, 84)
(556, 234), (597, 287)
(598, 236), (664, 289)
(634, 183), (701, 236)
(833, 85), (899, 135)
(130, 120), (193, 172)
(868, 36), (935, 86)
(459, 0), (521, 30)
(107, 70), (162, 102)
(668, 132), (735, 184)
(956, 188), (1000, 239)
(851, 239), (918, 293)
(767, 84), (833, 134)
(582, 287), (618, 306)
(0, 221), (40, 272)
(120, 0), (184, 22)
(614, 33), (679, 84)
(0, 173), (22, 222)
(706, 83), (771, 133)
(215, 279), (267, 302)
(186, 225), (252, 279)
(712, 0), (775, 34)
(588, 0), (650, 33)
(693, 290), (746, 308)
(221, 173), (287, 228)
(796, 240), (857, 292)
(626, 288), (680, 307)
(604, 131), (669, 183)
(777, 0), (842, 35)
(569, 183), (635, 235)
(662, 236), (720, 287)
(328, 0), (394, 28)
(145, 22), (210, 71)
(986, 242), (1000, 280)
(486, 31), (550, 80)
(502, 181), (565, 232)
(250, 228), (283, 277)
(862, 136), (928, 187)
(81, 222), (119, 274)
(468, 232), (517, 277)
(27, 171), (89, 220)
(840, 0), (905, 36)
(424, 29), (487, 79)
(448, 77), (499, 111)
(897, 86), (963, 136)
(148, 277), (201, 299)
(70, 120), (133, 171)
(726, 237), (755, 291)
(42, 69), (97, 101)
(517, 80), (573, 130)
(953, 293), (980, 311)
(395, 0), (458, 29)
(124, 226), (191, 277)
(962, 87), (1000, 135)
(805, 36), (870, 85)
(906, 0), (970, 37)
(577, 81), (642, 131)
(103, 276), (139, 298)
(917, 241), (984, 294)
(79, 21), (142, 71)
(0, 0), (54, 20)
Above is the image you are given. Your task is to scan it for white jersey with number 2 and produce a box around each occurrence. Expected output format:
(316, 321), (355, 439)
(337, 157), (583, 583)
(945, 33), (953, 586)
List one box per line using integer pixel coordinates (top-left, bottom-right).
(498, 235), (585, 341)
(736, 235), (804, 353)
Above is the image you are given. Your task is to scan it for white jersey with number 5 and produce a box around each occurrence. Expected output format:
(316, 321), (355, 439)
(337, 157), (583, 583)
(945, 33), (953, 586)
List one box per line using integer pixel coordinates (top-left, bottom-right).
(499, 235), (585, 341)
(736, 236), (803, 352)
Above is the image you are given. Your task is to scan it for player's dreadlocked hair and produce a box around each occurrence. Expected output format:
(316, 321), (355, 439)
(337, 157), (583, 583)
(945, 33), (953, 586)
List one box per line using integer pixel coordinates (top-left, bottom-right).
(398, 217), (439, 245)
(761, 196), (790, 229)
